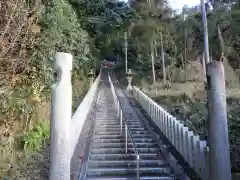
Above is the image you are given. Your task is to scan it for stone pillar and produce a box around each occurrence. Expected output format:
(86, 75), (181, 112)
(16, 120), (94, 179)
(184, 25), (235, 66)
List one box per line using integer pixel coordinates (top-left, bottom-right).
(206, 61), (232, 180)
(50, 52), (72, 180)
(235, 69), (240, 83)
(88, 69), (95, 86)
(126, 69), (134, 91)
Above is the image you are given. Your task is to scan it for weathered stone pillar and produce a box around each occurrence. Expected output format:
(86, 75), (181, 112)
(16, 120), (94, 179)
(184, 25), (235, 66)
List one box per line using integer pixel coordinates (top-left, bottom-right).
(206, 61), (232, 180)
(50, 52), (72, 180)
(235, 69), (240, 83)
(88, 69), (95, 86)
(126, 69), (134, 91)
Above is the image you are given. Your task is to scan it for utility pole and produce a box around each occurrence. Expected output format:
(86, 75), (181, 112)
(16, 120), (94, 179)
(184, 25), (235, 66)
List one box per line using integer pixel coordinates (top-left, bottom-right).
(124, 31), (128, 74)
(200, 0), (210, 65)
(200, 1), (232, 180)
(184, 13), (188, 83)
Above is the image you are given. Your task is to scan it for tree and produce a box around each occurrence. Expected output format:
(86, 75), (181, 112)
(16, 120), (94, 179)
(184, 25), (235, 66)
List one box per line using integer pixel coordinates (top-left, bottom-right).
(129, 0), (173, 84)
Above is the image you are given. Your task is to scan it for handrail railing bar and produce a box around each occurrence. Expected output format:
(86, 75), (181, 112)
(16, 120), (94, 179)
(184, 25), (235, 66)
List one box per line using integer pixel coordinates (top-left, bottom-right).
(120, 110), (123, 131)
(109, 75), (138, 155)
(111, 79), (140, 155)
(108, 75), (140, 180)
(125, 123), (128, 154)
(137, 154), (140, 179)
(112, 86), (138, 154)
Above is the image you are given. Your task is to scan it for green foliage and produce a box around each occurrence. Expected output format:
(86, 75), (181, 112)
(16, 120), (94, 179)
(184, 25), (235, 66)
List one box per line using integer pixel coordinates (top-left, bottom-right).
(69, 0), (136, 59)
(72, 76), (89, 113)
(32, 0), (92, 87)
(23, 121), (49, 151)
(153, 93), (240, 173)
(0, 0), (95, 178)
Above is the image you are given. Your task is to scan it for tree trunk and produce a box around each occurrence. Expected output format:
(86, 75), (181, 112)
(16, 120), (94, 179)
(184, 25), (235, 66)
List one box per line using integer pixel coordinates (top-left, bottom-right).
(180, 53), (187, 83)
(202, 51), (207, 82)
(151, 41), (156, 84)
(154, 40), (158, 58)
(160, 32), (166, 85)
(217, 25), (225, 58)
(184, 25), (188, 83)
(200, 0), (211, 64)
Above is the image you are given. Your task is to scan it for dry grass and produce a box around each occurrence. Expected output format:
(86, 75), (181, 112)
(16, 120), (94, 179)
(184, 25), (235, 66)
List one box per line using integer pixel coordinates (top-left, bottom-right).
(0, 0), (43, 175)
(143, 81), (204, 97)
(0, 0), (41, 60)
(0, 0), (92, 178)
(0, 0), (43, 134)
(142, 80), (240, 99)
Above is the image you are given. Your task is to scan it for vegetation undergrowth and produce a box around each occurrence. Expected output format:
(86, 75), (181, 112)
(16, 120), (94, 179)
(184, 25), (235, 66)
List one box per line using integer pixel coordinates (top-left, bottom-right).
(23, 121), (50, 152)
(150, 84), (240, 174)
(0, 0), (94, 178)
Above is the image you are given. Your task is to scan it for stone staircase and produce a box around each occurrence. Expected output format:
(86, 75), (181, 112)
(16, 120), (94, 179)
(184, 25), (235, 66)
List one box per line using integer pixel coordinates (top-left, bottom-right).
(50, 53), (232, 180)
(83, 80), (178, 180)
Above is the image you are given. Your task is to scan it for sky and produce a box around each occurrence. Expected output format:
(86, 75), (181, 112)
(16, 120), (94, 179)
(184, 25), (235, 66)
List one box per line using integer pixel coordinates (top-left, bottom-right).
(122, 0), (200, 11)
(168, 0), (200, 10)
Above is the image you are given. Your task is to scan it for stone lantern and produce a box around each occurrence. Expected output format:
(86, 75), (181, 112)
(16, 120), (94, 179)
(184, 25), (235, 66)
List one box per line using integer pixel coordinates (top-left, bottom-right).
(235, 69), (240, 83)
(88, 69), (95, 86)
(126, 69), (134, 91)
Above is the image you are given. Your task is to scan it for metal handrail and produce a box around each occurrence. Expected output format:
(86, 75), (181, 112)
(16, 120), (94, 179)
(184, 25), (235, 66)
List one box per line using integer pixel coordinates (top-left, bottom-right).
(108, 75), (140, 180)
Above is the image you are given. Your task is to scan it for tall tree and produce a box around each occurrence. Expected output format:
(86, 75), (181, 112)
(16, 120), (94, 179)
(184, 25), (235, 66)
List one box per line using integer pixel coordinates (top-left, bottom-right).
(129, 0), (173, 84)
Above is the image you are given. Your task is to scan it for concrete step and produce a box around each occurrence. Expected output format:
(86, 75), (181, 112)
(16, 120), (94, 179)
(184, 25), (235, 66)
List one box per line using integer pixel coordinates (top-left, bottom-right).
(93, 128), (146, 132)
(96, 123), (144, 127)
(130, 131), (149, 135)
(131, 134), (150, 138)
(97, 123), (143, 127)
(89, 153), (161, 161)
(86, 176), (177, 180)
(96, 120), (119, 123)
(95, 114), (117, 117)
(93, 134), (150, 139)
(95, 123), (120, 126)
(90, 147), (160, 154)
(126, 121), (142, 123)
(87, 160), (167, 168)
(86, 167), (172, 177)
(93, 131), (122, 135)
(91, 142), (159, 149)
(93, 131), (148, 135)
(95, 125), (122, 128)
(92, 138), (155, 144)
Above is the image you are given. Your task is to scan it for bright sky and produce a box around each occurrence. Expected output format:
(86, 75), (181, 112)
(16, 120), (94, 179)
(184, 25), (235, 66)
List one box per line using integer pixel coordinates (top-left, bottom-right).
(122, 0), (200, 11)
(168, 0), (200, 10)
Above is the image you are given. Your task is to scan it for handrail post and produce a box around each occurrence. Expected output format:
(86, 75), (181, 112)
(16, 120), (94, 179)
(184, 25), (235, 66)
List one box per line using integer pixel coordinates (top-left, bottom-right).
(137, 155), (140, 180)
(117, 101), (119, 117)
(206, 61), (232, 180)
(50, 52), (72, 180)
(125, 123), (128, 154)
(120, 110), (123, 132)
